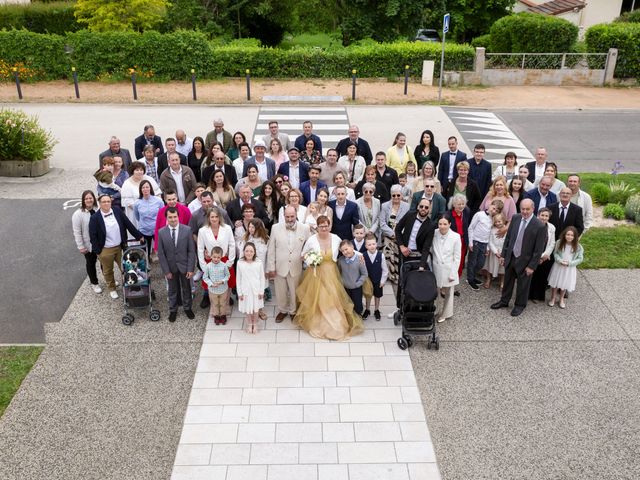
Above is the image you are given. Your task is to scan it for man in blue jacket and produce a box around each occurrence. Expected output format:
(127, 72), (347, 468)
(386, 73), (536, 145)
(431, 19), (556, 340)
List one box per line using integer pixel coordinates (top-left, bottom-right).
(469, 144), (493, 199)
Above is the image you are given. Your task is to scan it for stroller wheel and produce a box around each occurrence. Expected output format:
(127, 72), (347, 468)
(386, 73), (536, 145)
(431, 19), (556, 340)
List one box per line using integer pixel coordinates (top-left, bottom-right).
(151, 290), (156, 301)
(149, 310), (161, 322)
(426, 340), (432, 350)
(434, 337), (440, 350)
(122, 314), (134, 326)
(393, 311), (401, 326)
(397, 337), (408, 350)
(403, 335), (414, 348)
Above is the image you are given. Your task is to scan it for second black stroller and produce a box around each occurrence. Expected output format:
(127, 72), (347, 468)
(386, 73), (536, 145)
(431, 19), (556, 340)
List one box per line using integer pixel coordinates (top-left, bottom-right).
(393, 259), (439, 350)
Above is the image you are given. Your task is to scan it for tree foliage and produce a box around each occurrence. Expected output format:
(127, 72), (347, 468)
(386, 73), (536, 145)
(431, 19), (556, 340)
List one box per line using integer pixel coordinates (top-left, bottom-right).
(74, 0), (169, 32)
(421, 0), (516, 43)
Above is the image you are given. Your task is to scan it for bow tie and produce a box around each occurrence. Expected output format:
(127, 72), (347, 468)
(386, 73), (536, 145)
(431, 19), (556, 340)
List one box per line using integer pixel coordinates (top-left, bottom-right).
(104, 213), (113, 217)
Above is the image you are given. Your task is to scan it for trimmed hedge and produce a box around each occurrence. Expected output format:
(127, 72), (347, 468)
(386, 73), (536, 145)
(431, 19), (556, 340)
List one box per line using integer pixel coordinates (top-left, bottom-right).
(0, 30), (475, 81)
(489, 12), (578, 53)
(585, 22), (640, 79)
(0, 1), (78, 35)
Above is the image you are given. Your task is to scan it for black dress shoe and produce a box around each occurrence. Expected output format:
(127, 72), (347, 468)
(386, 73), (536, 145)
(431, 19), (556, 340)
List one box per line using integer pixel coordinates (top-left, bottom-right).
(511, 306), (525, 317)
(200, 294), (210, 309)
(490, 301), (509, 309)
(185, 309), (195, 319)
(362, 309), (370, 319)
(454, 290), (460, 297)
(169, 311), (177, 322)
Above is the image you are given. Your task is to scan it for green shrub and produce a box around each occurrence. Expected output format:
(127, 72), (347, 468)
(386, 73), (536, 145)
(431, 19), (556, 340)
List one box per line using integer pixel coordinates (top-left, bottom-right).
(615, 10), (640, 23)
(0, 31), (476, 81)
(590, 183), (610, 205)
(489, 12), (578, 53)
(603, 203), (626, 220)
(0, 1), (78, 35)
(609, 180), (636, 205)
(0, 108), (57, 162)
(471, 33), (492, 50)
(625, 194), (640, 222)
(585, 22), (640, 79)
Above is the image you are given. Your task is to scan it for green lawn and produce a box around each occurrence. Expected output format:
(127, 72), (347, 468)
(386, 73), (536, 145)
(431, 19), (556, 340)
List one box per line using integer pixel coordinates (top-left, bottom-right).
(579, 226), (640, 269)
(0, 346), (43, 417)
(279, 32), (342, 50)
(558, 173), (640, 194)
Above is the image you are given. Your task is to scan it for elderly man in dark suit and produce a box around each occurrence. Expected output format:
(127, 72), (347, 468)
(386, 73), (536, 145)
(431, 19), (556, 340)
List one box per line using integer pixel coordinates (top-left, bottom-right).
(226, 184), (268, 225)
(134, 125), (163, 160)
(99, 136), (133, 169)
(549, 187), (584, 240)
(329, 185), (360, 240)
(157, 207), (197, 322)
(202, 150), (238, 187)
(336, 125), (373, 165)
(491, 198), (548, 316)
(524, 175), (557, 214)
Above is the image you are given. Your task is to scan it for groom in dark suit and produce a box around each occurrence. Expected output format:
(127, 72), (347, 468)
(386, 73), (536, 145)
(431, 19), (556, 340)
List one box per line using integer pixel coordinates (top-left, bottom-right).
(491, 198), (547, 317)
(437, 136), (467, 193)
(157, 207), (197, 322)
(329, 185), (359, 240)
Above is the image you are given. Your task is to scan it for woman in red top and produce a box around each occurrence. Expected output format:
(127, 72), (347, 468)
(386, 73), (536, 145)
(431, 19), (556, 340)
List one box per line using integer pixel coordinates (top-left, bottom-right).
(446, 193), (471, 283)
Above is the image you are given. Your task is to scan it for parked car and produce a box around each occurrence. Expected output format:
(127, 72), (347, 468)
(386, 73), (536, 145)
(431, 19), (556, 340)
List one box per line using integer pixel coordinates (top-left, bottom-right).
(414, 29), (440, 42)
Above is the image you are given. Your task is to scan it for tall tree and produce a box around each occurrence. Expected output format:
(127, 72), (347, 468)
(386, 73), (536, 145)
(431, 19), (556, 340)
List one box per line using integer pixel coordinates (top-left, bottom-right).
(74, 0), (169, 32)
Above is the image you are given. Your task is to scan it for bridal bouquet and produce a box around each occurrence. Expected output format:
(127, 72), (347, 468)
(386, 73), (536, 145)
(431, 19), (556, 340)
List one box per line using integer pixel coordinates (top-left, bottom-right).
(304, 249), (323, 268)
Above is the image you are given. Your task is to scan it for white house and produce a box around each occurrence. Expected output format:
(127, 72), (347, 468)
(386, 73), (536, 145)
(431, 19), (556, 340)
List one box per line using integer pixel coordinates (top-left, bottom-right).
(514, 0), (627, 38)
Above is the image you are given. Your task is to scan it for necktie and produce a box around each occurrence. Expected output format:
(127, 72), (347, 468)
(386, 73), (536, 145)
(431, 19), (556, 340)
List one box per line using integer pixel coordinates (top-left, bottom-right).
(561, 206), (566, 224)
(513, 218), (527, 258)
(171, 228), (176, 246)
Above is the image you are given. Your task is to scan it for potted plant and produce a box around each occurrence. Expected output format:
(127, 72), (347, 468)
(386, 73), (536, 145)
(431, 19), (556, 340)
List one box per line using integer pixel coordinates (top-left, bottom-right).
(0, 108), (57, 177)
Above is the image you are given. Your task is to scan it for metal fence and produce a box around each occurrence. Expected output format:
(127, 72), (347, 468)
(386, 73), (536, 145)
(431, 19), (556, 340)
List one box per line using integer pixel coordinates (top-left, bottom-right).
(485, 52), (608, 70)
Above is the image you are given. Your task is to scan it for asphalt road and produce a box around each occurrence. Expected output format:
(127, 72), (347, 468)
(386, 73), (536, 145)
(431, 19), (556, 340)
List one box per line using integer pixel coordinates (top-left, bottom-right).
(496, 110), (640, 173)
(0, 199), (85, 344)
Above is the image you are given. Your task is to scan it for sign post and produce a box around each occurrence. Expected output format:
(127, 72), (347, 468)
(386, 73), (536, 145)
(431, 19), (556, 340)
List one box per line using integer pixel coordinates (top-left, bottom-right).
(438, 13), (450, 103)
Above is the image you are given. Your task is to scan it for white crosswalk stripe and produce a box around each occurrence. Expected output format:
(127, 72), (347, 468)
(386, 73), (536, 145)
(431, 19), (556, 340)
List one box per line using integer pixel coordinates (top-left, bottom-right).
(446, 110), (534, 166)
(253, 106), (350, 153)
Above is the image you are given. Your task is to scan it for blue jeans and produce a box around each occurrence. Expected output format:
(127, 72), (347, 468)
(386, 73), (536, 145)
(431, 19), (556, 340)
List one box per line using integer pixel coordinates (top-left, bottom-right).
(467, 241), (488, 284)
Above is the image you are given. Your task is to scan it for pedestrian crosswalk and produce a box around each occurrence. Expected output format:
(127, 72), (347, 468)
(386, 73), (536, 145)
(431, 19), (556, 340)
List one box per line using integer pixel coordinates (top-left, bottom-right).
(444, 110), (534, 166)
(253, 107), (350, 154)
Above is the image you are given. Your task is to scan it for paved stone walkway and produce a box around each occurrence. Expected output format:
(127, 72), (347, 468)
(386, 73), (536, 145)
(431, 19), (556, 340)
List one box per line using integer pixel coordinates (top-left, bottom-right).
(171, 285), (441, 480)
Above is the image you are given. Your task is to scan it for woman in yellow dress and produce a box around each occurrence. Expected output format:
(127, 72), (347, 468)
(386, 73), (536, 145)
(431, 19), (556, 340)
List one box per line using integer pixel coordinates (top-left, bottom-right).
(296, 215), (363, 341)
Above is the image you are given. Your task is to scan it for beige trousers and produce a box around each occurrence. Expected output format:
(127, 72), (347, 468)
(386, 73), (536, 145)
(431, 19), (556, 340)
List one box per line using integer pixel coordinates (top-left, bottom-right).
(98, 246), (122, 291)
(274, 273), (301, 315)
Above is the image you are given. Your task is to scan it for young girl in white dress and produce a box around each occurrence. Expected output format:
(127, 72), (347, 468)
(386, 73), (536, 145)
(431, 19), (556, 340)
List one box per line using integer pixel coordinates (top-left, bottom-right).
(548, 226), (584, 309)
(484, 213), (506, 289)
(304, 202), (320, 233)
(236, 242), (267, 334)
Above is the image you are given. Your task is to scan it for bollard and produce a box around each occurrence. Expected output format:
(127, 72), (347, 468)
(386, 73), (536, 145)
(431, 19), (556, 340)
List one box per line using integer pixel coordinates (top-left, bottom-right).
(130, 69), (138, 101)
(351, 69), (357, 101)
(191, 69), (197, 101)
(13, 67), (23, 100)
(404, 65), (410, 95)
(72, 67), (80, 99)
(245, 69), (251, 101)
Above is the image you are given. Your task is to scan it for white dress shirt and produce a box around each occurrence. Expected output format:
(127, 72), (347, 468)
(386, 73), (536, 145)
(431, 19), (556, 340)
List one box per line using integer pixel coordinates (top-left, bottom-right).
(170, 167), (186, 202)
(175, 137), (193, 157)
(102, 210), (120, 248)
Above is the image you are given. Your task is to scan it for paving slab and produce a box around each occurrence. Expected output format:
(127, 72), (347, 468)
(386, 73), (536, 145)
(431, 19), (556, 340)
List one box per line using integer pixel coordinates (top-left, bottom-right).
(580, 269), (640, 340)
(411, 341), (640, 480)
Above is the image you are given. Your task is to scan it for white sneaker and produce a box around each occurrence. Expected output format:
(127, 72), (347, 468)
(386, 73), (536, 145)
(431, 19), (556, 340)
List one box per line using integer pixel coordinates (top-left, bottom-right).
(115, 281), (120, 287)
(110, 291), (119, 299)
(92, 284), (103, 294)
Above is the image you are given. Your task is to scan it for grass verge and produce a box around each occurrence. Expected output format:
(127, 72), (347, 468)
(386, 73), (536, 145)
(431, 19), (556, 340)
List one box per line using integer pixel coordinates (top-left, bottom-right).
(579, 225), (640, 269)
(0, 346), (43, 417)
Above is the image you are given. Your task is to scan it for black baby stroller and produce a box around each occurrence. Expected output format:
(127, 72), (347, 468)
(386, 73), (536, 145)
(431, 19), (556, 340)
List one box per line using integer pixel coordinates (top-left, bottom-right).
(121, 242), (160, 325)
(393, 259), (439, 350)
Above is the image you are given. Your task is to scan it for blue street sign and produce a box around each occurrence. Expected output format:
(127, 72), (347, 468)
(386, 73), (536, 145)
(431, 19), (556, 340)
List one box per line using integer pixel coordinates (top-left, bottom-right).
(443, 13), (450, 34)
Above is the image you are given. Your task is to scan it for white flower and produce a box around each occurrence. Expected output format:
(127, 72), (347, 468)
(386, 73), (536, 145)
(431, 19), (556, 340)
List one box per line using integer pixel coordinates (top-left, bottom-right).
(304, 249), (323, 267)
